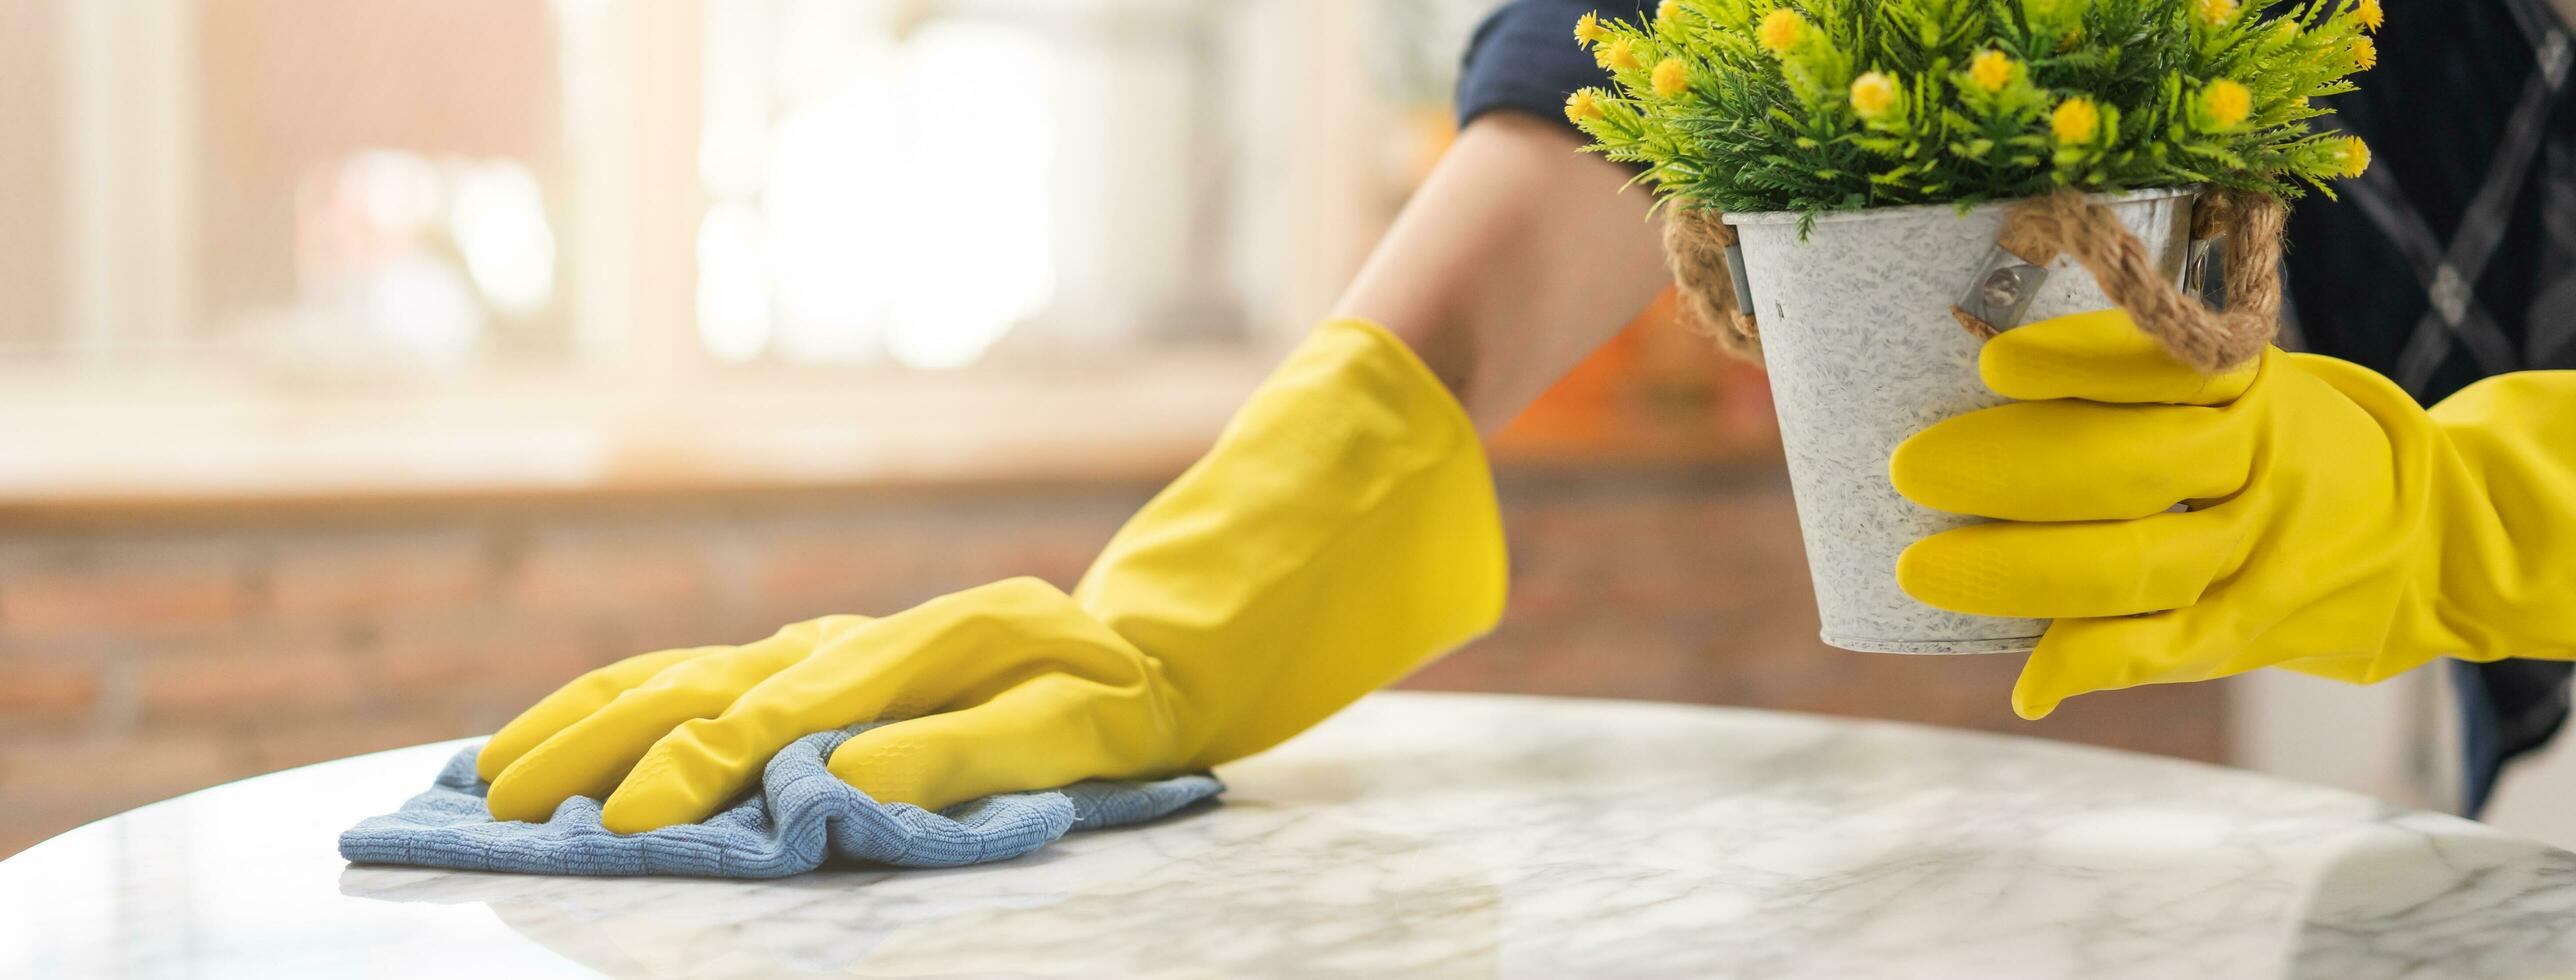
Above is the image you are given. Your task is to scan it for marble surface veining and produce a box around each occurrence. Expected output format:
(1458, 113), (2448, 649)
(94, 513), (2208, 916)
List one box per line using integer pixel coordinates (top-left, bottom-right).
(4, 691), (2573, 978)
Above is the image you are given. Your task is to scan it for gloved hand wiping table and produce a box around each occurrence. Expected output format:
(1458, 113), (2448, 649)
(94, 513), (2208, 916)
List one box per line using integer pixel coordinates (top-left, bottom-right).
(342, 318), (1505, 874)
(478, 317), (1507, 831)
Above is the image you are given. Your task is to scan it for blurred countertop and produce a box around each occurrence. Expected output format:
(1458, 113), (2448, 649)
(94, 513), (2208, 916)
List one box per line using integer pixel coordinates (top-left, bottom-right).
(0, 339), (1782, 525)
(0, 353), (1273, 521)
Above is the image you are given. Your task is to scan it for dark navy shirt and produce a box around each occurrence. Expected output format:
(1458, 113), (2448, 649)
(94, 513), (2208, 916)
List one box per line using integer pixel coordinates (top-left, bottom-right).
(1456, 0), (2576, 813)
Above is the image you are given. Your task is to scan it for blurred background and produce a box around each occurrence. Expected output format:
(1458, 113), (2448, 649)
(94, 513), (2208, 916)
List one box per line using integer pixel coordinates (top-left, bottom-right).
(1, 0), (2563, 858)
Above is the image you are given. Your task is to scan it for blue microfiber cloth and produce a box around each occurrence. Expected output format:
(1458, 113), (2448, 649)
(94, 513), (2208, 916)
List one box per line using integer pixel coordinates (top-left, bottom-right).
(338, 726), (1224, 878)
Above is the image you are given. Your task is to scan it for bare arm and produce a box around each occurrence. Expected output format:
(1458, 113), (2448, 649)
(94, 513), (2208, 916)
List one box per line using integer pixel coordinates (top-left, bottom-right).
(1332, 112), (1677, 434)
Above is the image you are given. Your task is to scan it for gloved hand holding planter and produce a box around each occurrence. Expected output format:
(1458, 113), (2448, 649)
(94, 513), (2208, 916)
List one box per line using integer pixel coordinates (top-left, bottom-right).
(1567, 0), (2382, 654)
(1572, 0), (2576, 715)
(1892, 309), (2576, 719)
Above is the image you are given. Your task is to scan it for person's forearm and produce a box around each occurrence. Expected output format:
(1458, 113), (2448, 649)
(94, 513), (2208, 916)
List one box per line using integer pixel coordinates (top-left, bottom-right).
(1331, 112), (1675, 434)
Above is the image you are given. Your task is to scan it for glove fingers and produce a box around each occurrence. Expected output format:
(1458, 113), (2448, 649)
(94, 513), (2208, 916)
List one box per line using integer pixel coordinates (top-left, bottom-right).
(476, 646), (716, 782)
(2012, 609), (2248, 720)
(825, 672), (1174, 812)
(599, 578), (1152, 833)
(1983, 309), (2261, 406)
(483, 621), (839, 823)
(1892, 399), (2255, 522)
(1898, 506), (2244, 619)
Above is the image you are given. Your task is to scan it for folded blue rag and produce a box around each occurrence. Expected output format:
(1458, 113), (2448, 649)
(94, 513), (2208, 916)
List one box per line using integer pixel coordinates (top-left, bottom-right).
(338, 726), (1224, 878)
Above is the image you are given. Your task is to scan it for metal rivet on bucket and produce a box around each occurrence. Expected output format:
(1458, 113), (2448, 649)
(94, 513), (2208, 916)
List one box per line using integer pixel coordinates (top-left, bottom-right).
(1954, 245), (2049, 331)
(2185, 235), (2227, 310)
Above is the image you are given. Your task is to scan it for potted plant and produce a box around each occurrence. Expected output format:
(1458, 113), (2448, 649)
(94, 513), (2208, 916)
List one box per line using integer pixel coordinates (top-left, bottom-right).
(1568, 0), (2377, 653)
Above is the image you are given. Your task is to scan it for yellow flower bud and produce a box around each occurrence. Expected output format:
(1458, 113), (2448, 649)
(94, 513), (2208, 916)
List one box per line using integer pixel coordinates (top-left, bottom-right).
(1758, 9), (1808, 55)
(1601, 37), (1642, 70)
(2358, 0), (2383, 32)
(2051, 96), (2101, 145)
(1968, 50), (2013, 93)
(2351, 35), (2377, 70)
(1849, 71), (1899, 119)
(2194, 0), (2237, 25)
(1653, 57), (1690, 98)
(1565, 89), (1605, 125)
(1574, 11), (1608, 46)
(2331, 135), (2372, 177)
(2200, 78), (2252, 128)
(1657, 0), (1682, 23)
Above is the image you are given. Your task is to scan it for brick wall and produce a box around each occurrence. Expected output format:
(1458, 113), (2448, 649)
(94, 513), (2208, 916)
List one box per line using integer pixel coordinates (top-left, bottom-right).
(0, 461), (2223, 858)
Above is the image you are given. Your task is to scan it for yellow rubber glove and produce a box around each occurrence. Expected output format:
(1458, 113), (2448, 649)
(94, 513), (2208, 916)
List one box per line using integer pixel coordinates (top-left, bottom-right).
(1889, 309), (2576, 719)
(476, 318), (1506, 831)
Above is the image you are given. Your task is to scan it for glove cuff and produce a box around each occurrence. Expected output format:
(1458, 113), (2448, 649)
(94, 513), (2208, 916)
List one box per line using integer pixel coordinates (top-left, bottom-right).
(1076, 318), (1509, 766)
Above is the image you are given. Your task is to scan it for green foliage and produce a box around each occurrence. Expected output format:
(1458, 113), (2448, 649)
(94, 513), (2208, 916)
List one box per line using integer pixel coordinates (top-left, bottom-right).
(1569, 0), (2378, 217)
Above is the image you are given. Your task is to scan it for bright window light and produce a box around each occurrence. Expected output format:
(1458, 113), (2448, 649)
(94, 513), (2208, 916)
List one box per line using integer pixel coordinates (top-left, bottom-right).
(702, 8), (1057, 368)
(448, 160), (558, 318)
(696, 203), (773, 363)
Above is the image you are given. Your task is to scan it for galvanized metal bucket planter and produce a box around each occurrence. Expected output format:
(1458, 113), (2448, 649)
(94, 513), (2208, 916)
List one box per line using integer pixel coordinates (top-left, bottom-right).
(1722, 188), (2199, 654)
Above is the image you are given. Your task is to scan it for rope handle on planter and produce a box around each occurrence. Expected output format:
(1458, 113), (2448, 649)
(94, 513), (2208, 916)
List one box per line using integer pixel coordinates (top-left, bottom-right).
(1663, 208), (1763, 359)
(1668, 188), (2287, 374)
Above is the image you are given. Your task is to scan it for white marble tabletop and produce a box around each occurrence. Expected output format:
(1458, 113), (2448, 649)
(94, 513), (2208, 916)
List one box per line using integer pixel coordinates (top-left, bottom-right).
(5, 691), (2574, 978)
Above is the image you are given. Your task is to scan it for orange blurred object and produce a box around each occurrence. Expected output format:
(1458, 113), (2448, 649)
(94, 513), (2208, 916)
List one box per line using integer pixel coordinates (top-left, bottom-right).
(1493, 286), (1778, 466)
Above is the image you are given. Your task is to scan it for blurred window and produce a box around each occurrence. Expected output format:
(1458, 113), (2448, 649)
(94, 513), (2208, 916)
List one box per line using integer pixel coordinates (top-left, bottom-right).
(0, 0), (1497, 502)
(0, 0), (1270, 379)
(696, 1), (1212, 368)
(0, 0), (575, 369)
